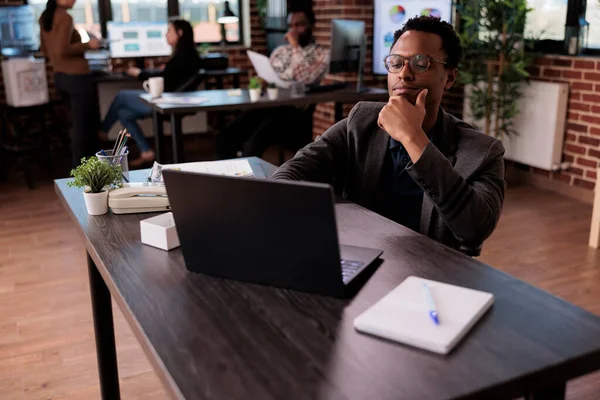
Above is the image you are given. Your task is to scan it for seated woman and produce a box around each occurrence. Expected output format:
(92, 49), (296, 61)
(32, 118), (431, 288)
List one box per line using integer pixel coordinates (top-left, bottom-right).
(101, 18), (201, 167)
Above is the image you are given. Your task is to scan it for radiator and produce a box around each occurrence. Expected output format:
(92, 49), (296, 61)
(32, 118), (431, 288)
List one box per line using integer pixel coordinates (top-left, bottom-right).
(463, 80), (569, 171)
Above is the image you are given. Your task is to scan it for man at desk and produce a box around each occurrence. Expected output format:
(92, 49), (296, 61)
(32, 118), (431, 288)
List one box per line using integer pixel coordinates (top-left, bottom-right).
(216, 7), (328, 159)
(272, 16), (506, 256)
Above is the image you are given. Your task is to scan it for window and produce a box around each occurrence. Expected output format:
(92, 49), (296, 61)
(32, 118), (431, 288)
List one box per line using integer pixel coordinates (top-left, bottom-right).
(28, 0), (101, 41)
(110, 0), (168, 23)
(525, 0), (568, 41)
(586, 0), (600, 49)
(179, 0), (241, 44)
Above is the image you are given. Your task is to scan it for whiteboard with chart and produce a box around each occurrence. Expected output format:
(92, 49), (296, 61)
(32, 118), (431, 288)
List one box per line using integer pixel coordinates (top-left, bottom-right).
(373, 0), (453, 75)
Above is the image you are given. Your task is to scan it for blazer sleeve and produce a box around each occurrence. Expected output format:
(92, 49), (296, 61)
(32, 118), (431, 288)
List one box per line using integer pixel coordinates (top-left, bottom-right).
(406, 139), (506, 245)
(271, 104), (358, 184)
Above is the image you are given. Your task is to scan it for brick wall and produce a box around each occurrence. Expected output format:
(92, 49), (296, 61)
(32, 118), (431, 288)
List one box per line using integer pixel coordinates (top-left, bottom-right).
(518, 55), (600, 191)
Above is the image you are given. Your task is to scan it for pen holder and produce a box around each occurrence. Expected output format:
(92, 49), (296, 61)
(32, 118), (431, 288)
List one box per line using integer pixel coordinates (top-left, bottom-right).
(96, 149), (130, 183)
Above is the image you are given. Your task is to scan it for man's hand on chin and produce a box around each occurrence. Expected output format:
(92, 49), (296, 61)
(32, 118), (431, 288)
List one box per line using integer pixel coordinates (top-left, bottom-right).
(377, 89), (430, 163)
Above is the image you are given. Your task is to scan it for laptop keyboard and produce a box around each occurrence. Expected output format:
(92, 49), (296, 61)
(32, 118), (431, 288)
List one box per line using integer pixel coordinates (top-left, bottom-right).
(341, 259), (365, 284)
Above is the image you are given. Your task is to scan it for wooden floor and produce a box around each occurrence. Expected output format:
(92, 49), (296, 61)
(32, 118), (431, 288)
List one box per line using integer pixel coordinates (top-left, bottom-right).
(2, 178), (600, 399)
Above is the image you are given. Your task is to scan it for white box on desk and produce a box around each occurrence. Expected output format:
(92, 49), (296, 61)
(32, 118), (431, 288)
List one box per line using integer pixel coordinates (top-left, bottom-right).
(140, 212), (180, 251)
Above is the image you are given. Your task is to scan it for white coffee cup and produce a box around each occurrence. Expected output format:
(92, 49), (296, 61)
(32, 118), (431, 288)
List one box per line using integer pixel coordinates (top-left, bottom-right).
(143, 77), (164, 98)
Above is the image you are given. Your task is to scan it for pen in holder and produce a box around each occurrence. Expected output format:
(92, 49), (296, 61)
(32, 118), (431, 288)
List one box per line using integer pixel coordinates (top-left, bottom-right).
(96, 149), (130, 183)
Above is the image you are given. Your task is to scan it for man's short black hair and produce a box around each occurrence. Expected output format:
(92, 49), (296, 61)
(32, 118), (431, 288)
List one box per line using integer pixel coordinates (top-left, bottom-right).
(392, 16), (462, 69)
(288, 7), (316, 26)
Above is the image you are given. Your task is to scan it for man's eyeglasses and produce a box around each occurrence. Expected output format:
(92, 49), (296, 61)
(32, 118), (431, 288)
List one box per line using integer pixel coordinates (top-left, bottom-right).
(383, 54), (447, 74)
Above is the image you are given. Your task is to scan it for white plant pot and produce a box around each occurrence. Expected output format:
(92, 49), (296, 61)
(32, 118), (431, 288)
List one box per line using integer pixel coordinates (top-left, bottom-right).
(267, 87), (279, 100)
(249, 88), (261, 102)
(83, 190), (109, 215)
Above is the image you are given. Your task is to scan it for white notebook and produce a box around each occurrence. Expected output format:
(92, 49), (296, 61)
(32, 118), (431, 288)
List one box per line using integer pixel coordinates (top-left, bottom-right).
(354, 276), (494, 354)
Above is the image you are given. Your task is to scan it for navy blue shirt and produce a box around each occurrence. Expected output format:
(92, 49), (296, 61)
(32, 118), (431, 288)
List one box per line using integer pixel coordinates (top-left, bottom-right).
(374, 139), (424, 232)
(374, 116), (443, 232)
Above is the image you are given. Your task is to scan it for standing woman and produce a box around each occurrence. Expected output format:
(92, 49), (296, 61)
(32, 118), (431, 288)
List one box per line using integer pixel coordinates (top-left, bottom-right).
(39, 0), (102, 167)
(101, 19), (201, 167)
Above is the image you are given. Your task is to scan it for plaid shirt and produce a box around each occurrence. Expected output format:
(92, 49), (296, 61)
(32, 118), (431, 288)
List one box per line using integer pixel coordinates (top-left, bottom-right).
(269, 43), (329, 86)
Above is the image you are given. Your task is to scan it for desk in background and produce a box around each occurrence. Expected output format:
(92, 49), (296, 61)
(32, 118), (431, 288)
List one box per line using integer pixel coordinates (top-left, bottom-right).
(140, 87), (389, 163)
(55, 158), (600, 400)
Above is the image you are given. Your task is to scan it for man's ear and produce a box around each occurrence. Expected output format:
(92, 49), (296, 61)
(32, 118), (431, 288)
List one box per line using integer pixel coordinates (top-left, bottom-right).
(445, 68), (458, 90)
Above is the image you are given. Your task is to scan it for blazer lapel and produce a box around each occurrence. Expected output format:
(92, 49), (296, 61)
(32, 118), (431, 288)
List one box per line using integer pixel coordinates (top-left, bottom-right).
(361, 127), (389, 206)
(420, 108), (458, 236)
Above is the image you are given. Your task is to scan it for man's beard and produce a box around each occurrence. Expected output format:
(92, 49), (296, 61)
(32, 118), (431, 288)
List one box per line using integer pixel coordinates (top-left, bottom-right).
(298, 30), (313, 47)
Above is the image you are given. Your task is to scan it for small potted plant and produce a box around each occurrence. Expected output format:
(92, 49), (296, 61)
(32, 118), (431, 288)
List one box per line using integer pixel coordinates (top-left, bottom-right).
(67, 156), (123, 215)
(267, 82), (278, 100)
(248, 76), (262, 102)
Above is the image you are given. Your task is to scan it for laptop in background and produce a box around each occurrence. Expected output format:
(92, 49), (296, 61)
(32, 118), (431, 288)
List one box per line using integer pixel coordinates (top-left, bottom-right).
(162, 170), (383, 297)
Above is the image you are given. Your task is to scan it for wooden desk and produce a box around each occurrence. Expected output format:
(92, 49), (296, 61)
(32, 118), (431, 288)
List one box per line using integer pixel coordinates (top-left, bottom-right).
(55, 159), (600, 400)
(140, 87), (389, 163)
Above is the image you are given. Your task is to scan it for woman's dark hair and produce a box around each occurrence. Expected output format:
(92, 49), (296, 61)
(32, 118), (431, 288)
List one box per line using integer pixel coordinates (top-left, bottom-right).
(41, 0), (58, 32)
(169, 19), (198, 58)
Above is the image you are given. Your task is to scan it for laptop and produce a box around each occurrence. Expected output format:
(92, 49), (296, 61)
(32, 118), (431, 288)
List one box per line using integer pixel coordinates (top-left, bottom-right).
(162, 170), (383, 297)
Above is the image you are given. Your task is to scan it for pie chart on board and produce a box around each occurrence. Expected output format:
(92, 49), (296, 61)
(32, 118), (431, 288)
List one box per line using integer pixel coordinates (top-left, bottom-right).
(389, 5), (406, 24)
(421, 8), (442, 18)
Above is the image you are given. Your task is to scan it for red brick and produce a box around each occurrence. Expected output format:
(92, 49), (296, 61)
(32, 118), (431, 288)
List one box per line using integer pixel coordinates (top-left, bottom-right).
(553, 59), (572, 67)
(585, 72), (600, 81)
(527, 66), (541, 77)
(593, 127), (600, 136)
(543, 68), (562, 78)
(533, 57), (553, 66)
(568, 122), (589, 133)
(569, 167), (584, 176)
(583, 94), (600, 103)
(574, 178), (595, 190)
(597, 84), (600, 92)
(582, 115), (600, 125)
(587, 171), (597, 180)
(564, 70), (582, 79)
(572, 82), (594, 91)
(579, 135), (598, 145)
(554, 173), (572, 184)
(570, 102), (590, 112)
(565, 144), (587, 154)
(577, 157), (597, 168)
(566, 132), (578, 142)
(564, 154), (575, 163)
(533, 168), (551, 178)
(593, 106), (600, 114)
(568, 112), (580, 121)
(570, 93), (581, 101)
(589, 148), (600, 159)
(574, 60), (596, 69)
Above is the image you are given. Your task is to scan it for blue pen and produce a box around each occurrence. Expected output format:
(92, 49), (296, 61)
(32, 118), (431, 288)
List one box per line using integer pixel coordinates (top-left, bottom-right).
(423, 282), (439, 325)
(100, 149), (108, 157)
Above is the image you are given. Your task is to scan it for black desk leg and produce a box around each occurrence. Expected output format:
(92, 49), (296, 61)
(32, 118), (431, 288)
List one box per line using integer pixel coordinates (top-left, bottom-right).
(153, 110), (165, 164)
(216, 76), (224, 89)
(170, 114), (184, 163)
(87, 253), (121, 400)
(335, 102), (344, 122)
(233, 75), (240, 89)
(525, 383), (566, 400)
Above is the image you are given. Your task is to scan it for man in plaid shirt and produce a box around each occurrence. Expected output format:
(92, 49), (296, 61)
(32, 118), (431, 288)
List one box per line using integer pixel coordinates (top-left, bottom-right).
(216, 7), (329, 159)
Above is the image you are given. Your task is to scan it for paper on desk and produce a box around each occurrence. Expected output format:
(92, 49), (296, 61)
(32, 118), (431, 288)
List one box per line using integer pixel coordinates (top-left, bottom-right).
(151, 96), (209, 105)
(247, 50), (291, 89)
(150, 159), (254, 182)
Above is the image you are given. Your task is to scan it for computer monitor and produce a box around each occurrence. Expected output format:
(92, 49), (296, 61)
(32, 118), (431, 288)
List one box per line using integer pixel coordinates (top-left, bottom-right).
(0, 6), (39, 56)
(107, 21), (171, 61)
(329, 19), (366, 92)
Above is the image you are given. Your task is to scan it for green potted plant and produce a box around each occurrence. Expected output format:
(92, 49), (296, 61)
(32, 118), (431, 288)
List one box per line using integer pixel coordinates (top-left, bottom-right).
(198, 43), (211, 57)
(248, 76), (262, 102)
(267, 82), (279, 100)
(458, 0), (534, 140)
(67, 156), (123, 215)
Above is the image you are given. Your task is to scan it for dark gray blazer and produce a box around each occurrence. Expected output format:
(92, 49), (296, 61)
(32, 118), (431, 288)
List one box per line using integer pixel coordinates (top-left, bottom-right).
(271, 101), (507, 256)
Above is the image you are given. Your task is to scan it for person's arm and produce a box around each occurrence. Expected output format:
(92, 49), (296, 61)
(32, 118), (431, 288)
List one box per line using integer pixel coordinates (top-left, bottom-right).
(407, 139), (506, 245)
(55, 14), (90, 56)
(271, 102), (356, 183)
(270, 45), (328, 85)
